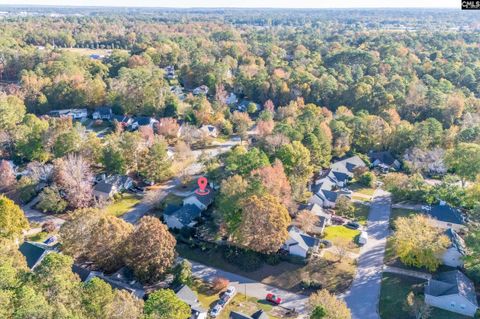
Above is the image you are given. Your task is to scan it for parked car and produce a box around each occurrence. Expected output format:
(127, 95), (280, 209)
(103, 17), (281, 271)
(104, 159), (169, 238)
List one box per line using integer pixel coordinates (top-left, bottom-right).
(222, 286), (236, 300)
(210, 304), (222, 318)
(266, 293), (282, 305)
(331, 215), (347, 225)
(345, 221), (360, 230)
(358, 231), (368, 245)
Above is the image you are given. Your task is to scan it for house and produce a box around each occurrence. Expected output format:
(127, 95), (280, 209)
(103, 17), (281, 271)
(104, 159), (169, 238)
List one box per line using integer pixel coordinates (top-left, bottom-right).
(101, 267), (145, 299)
(329, 155), (367, 182)
(48, 108), (88, 119)
(442, 228), (467, 267)
(175, 285), (207, 319)
(183, 190), (214, 211)
(130, 117), (158, 130)
(92, 107), (112, 120)
(300, 203), (332, 234)
(237, 100), (260, 113)
(93, 175), (133, 199)
(425, 270), (478, 317)
(199, 125), (218, 137)
(423, 202), (466, 232)
(369, 151), (401, 172)
(19, 241), (54, 270)
(72, 264), (101, 282)
(164, 65), (176, 79)
(226, 93), (238, 105)
(164, 204), (202, 229)
(193, 85), (209, 96)
(230, 310), (268, 319)
(310, 183), (351, 209)
(282, 226), (320, 258)
(112, 114), (133, 127)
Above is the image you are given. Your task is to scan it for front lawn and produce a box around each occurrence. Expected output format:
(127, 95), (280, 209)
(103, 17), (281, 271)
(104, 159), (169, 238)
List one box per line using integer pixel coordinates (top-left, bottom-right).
(352, 203), (369, 225)
(323, 225), (361, 250)
(177, 244), (355, 294)
(102, 193), (142, 217)
(379, 273), (470, 319)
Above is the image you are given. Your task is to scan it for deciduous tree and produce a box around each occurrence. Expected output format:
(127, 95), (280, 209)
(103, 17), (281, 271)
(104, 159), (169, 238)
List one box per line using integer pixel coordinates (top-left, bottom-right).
(309, 289), (351, 319)
(143, 289), (190, 319)
(0, 195), (29, 239)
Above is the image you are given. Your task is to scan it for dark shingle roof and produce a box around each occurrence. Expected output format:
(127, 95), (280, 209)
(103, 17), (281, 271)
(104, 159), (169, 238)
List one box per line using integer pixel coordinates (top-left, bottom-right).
(94, 107), (112, 115)
(170, 204), (202, 226)
(19, 242), (47, 269)
(425, 271), (477, 306)
(112, 115), (130, 123)
(424, 204), (465, 225)
(72, 264), (94, 282)
(193, 189), (215, 207)
(445, 228), (467, 255)
(135, 117), (154, 126)
(230, 311), (253, 319)
(175, 285), (198, 305)
(94, 181), (114, 194)
(369, 151), (396, 166)
(321, 189), (339, 202)
(252, 310), (269, 319)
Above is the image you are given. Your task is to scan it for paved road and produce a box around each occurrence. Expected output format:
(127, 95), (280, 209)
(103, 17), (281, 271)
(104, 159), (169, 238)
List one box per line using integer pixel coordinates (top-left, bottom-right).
(22, 195), (65, 230)
(188, 260), (309, 317)
(342, 189), (392, 319)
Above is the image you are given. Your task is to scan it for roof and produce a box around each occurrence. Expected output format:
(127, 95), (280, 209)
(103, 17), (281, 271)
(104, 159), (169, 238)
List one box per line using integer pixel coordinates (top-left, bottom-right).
(445, 228), (467, 255)
(425, 271), (477, 306)
(72, 264), (96, 282)
(94, 181), (114, 194)
(424, 204), (465, 225)
(175, 285), (198, 305)
(330, 155), (367, 177)
(135, 117), (156, 126)
(230, 311), (253, 319)
(112, 115), (130, 123)
(94, 107), (112, 115)
(188, 189), (215, 207)
(252, 310), (269, 319)
(369, 151), (396, 166)
(19, 242), (48, 269)
(167, 204), (202, 226)
(320, 189), (339, 203)
(286, 226), (319, 252)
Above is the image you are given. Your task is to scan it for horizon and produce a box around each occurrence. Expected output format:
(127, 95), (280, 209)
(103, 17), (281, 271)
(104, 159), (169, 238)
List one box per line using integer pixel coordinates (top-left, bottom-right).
(0, 0), (460, 9)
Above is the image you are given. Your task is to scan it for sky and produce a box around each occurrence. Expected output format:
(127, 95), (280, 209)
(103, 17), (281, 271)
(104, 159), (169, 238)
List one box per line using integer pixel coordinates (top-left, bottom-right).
(0, 0), (461, 8)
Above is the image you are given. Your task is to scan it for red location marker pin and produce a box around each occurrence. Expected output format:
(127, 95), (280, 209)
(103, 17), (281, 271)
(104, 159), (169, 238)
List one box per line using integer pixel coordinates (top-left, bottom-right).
(195, 176), (210, 196)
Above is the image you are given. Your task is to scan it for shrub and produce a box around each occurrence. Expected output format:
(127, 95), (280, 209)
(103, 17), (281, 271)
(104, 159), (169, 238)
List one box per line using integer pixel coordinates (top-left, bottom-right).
(222, 246), (263, 271)
(42, 221), (56, 233)
(264, 254), (281, 266)
(211, 277), (229, 292)
(37, 186), (67, 213)
(358, 171), (376, 188)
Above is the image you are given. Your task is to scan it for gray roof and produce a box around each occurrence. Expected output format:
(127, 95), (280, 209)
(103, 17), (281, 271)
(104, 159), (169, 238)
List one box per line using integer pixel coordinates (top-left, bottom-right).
(135, 117), (155, 126)
(425, 271), (477, 306)
(112, 115), (130, 123)
(445, 228), (467, 255)
(168, 204), (202, 226)
(94, 181), (114, 194)
(286, 226), (319, 251)
(252, 310), (269, 319)
(19, 241), (48, 269)
(72, 264), (93, 282)
(94, 107), (112, 115)
(424, 204), (465, 225)
(176, 285), (206, 314)
(369, 151), (396, 166)
(320, 189), (339, 202)
(230, 311), (253, 319)
(330, 155), (366, 178)
(192, 189), (215, 207)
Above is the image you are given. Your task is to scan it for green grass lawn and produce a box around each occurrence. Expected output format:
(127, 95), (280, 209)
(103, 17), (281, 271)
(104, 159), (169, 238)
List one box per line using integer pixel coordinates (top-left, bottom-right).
(161, 193), (184, 206)
(379, 273), (470, 319)
(323, 225), (361, 245)
(353, 203), (370, 225)
(26, 231), (50, 242)
(102, 193), (142, 217)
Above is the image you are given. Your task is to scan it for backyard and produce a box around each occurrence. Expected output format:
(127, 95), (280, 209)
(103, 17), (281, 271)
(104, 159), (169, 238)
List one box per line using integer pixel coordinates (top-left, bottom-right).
(379, 273), (470, 319)
(101, 193), (142, 217)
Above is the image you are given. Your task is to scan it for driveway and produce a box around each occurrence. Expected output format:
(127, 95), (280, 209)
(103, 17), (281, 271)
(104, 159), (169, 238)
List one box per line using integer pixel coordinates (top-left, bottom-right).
(342, 189), (391, 319)
(22, 195), (65, 230)
(188, 260), (309, 317)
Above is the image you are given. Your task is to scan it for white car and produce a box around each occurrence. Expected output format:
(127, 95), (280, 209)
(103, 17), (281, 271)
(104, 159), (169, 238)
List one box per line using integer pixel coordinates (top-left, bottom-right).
(223, 286), (236, 300)
(358, 231), (368, 245)
(210, 304), (222, 318)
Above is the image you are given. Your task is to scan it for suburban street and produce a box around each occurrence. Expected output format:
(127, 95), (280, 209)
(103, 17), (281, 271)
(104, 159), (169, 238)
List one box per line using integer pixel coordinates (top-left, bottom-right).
(342, 189), (392, 319)
(188, 260), (309, 317)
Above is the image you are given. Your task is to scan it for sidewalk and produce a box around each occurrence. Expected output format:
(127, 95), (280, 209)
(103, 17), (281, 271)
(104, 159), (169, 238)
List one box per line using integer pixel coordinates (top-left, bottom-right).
(383, 265), (431, 280)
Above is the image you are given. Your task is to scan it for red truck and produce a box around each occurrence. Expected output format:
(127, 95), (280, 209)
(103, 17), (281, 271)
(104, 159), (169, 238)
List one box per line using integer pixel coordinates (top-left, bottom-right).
(266, 293), (282, 305)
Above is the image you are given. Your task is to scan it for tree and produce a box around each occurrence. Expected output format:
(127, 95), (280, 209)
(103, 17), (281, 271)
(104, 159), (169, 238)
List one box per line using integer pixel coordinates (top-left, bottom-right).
(464, 229), (480, 283)
(224, 146), (270, 176)
(0, 94), (25, 131)
(358, 171), (376, 188)
(81, 277), (115, 319)
(235, 194), (291, 254)
(36, 186), (68, 213)
(309, 289), (351, 319)
(445, 143), (480, 185)
(173, 260), (193, 286)
(0, 195), (29, 239)
(139, 137), (172, 183)
(311, 306), (327, 319)
(54, 154), (93, 209)
(143, 289), (190, 319)
(231, 111), (253, 142)
(276, 141), (314, 201)
(0, 160), (15, 192)
(251, 159), (293, 211)
(216, 174), (250, 234)
(404, 291), (431, 319)
(392, 215), (449, 271)
(34, 253), (82, 317)
(156, 117), (180, 140)
(60, 209), (133, 272)
(107, 290), (144, 319)
(124, 216), (176, 283)
(296, 210), (318, 233)
(335, 196), (355, 219)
